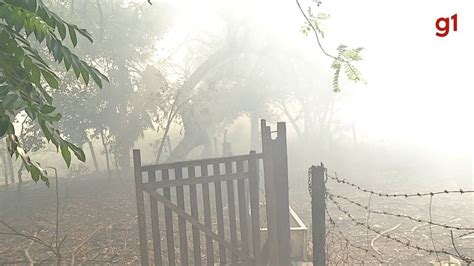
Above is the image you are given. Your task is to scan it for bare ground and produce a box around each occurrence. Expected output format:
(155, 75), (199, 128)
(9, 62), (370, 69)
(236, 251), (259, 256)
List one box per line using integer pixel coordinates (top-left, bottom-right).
(0, 172), (472, 265)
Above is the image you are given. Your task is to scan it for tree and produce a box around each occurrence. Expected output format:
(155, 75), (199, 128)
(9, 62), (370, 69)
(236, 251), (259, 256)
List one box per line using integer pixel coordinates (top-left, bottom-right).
(0, 0), (108, 184)
(148, 0), (365, 163)
(42, 0), (171, 172)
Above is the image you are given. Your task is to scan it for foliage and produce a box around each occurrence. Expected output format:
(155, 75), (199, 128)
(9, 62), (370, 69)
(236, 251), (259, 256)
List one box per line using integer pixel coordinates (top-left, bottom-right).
(300, 8), (329, 38)
(42, 0), (172, 170)
(0, 0), (107, 185)
(297, 3), (365, 92)
(331, 45), (364, 93)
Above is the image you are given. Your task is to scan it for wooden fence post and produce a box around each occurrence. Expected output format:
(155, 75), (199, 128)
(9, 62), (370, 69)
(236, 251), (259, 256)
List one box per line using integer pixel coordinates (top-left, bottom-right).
(261, 119), (291, 265)
(133, 149), (149, 266)
(311, 163), (326, 266)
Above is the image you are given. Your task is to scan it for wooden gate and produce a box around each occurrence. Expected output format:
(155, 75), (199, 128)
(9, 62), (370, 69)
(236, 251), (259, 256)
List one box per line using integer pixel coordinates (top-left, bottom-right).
(133, 151), (263, 265)
(133, 119), (291, 265)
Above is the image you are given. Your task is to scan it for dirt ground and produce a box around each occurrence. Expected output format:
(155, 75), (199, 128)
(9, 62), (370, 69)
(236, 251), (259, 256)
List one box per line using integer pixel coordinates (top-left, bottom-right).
(0, 172), (472, 265)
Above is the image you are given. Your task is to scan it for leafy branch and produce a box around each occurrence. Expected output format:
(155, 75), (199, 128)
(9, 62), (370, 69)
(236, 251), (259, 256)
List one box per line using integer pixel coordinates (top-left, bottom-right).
(0, 0), (108, 184)
(296, 0), (364, 92)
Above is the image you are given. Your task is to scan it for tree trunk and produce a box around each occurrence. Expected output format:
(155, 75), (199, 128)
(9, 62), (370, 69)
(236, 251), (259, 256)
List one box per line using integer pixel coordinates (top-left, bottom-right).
(1, 151), (8, 186)
(160, 47), (236, 162)
(17, 162), (24, 184)
(115, 140), (132, 173)
(100, 131), (112, 181)
(6, 151), (14, 184)
(166, 109), (209, 162)
(87, 140), (100, 172)
(113, 150), (123, 184)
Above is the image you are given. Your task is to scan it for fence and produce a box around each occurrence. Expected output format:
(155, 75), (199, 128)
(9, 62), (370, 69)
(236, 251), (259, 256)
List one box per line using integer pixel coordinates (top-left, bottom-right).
(133, 119), (292, 265)
(309, 165), (474, 266)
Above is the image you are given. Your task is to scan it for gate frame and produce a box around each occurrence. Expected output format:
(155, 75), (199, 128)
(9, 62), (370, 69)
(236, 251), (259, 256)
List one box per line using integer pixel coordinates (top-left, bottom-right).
(133, 119), (291, 265)
(133, 151), (263, 265)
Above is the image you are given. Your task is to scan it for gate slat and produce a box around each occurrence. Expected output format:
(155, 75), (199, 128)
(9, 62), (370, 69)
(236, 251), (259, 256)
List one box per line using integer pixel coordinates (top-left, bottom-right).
(248, 151), (261, 264)
(188, 166), (202, 266)
(132, 150), (149, 266)
(148, 170), (162, 265)
(162, 168), (176, 266)
(236, 160), (249, 256)
(225, 161), (238, 264)
(144, 188), (250, 260)
(201, 164), (214, 266)
(175, 167), (189, 265)
(213, 163), (227, 265)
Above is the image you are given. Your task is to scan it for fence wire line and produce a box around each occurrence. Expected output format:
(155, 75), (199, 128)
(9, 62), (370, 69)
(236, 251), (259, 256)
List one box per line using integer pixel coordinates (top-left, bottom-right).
(325, 208), (385, 264)
(327, 192), (474, 231)
(326, 173), (474, 198)
(327, 194), (474, 264)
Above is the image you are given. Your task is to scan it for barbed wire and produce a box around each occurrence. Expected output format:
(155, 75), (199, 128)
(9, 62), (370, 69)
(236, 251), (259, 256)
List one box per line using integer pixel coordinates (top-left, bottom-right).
(325, 208), (385, 264)
(326, 173), (474, 198)
(327, 194), (474, 264)
(327, 192), (474, 231)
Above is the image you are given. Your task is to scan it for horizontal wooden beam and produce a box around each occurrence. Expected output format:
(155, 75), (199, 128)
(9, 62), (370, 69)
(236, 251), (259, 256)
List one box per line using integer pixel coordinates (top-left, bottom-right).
(144, 188), (252, 261)
(140, 153), (263, 172)
(143, 172), (248, 189)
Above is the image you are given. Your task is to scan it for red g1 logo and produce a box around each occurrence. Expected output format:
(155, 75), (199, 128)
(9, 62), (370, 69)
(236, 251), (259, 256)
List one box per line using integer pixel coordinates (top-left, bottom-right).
(436, 14), (458, 37)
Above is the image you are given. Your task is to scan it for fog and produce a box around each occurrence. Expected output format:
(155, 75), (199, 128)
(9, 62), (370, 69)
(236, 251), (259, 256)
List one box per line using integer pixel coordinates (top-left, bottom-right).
(0, 0), (472, 264)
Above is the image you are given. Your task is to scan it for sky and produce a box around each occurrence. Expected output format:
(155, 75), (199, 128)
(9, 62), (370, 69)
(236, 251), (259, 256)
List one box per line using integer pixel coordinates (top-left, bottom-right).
(320, 0), (474, 155)
(160, 0), (473, 157)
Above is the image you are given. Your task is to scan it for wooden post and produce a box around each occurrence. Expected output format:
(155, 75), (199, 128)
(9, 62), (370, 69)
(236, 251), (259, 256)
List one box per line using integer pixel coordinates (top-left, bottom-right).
(133, 149), (149, 266)
(311, 164), (326, 266)
(260, 119), (291, 265)
(248, 151), (261, 265)
(274, 122), (291, 266)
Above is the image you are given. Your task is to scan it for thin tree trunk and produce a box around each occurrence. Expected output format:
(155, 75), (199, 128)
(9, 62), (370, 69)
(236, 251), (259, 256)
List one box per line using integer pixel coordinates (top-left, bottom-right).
(276, 100), (302, 139)
(1, 151), (8, 186)
(87, 140), (99, 172)
(155, 103), (177, 163)
(17, 162), (24, 184)
(6, 150), (14, 184)
(113, 150), (123, 184)
(100, 131), (111, 181)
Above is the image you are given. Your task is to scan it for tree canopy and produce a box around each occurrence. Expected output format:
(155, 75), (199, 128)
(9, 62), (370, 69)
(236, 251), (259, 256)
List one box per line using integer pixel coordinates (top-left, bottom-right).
(0, 0), (108, 184)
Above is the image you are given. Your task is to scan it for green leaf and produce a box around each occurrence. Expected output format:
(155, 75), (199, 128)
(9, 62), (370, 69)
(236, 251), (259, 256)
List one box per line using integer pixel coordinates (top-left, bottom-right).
(76, 27), (93, 43)
(38, 120), (53, 141)
(31, 66), (41, 84)
(67, 142), (86, 162)
(52, 40), (63, 62)
(40, 105), (55, 113)
(57, 21), (66, 40)
(60, 144), (71, 167)
(2, 94), (19, 108)
(90, 69), (102, 88)
(0, 116), (10, 137)
(41, 69), (59, 88)
(62, 47), (72, 71)
(42, 112), (62, 122)
(70, 55), (81, 78)
(81, 67), (89, 85)
(67, 24), (77, 46)
(26, 164), (41, 182)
